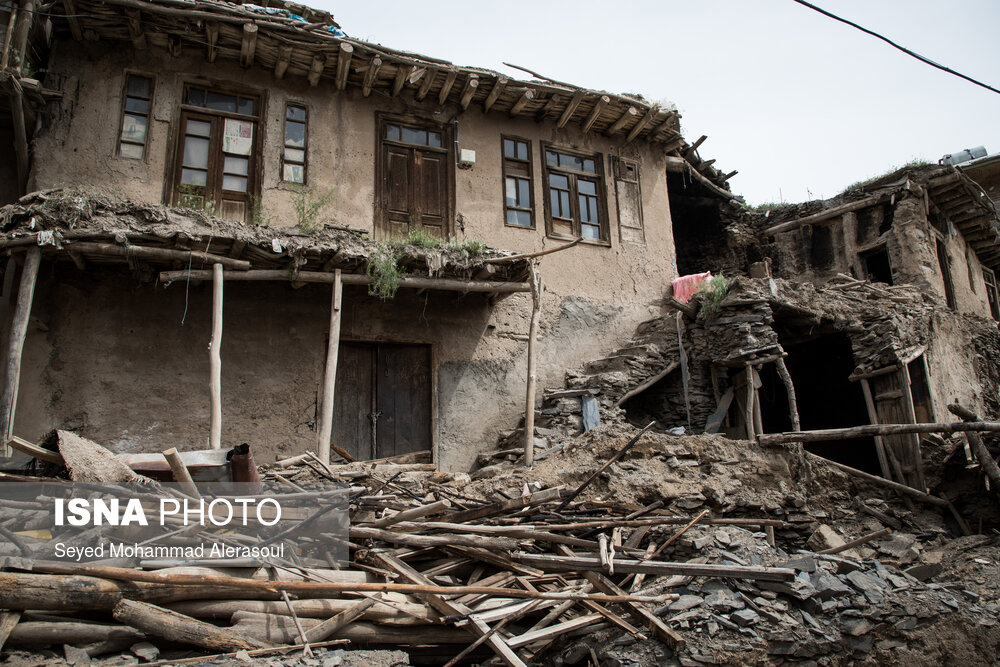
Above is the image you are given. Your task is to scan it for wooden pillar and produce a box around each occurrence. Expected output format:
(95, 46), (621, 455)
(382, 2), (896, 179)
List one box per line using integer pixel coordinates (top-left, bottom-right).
(899, 364), (927, 491)
(11, 0), (38, 75)
(859, 377), (892, 481)
(773, 357), (800, 431)
(209, 263), (223, 449)
(523, 262), (542, 467)
(743, 364), (755, 441)
(317, 269), (342, 464)
(0, 247), (40, 452)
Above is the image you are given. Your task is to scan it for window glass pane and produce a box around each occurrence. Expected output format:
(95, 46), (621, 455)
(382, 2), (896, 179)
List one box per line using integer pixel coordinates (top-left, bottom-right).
(581, 223), (600, 239)
(205, 90), (238, 113)
(507, 209), (531, 227)
(224, 156), (248, 176)
(127, 75), (151, 99)
(582, 158), (596, 173)
(516, 141), (528, 161)
(125, 97), (149, 114)
(549, 173), (569, 190)
(545, 150), (558, 166)
(385, 124), (400, 141)
(121, 114), (147, 144)
(283, 164), (305, 183)
(285, 121), (306, 148)
(560, 191), (571, 217)
(578, 180), (597, 195)
(428, 131), (442, 148)
(237, 97), (255, 116)
(222, 174), (248, 192)
(518, 178), (529, 206)
(182, 136), (210, 169)
(119, 142), (144, 159)
(186, 87), (206, 107)
(401, 126), (426, 144)
(591, 198), (600, 222)
(223, 118), (253, 156)
(503, 139), (515, 158)
(181, 168), (207, 186)
(287, 105), (307, 122)
(505, 177), (517, 207)
(186, 119), (212, 137)
(284, 147), (305, 163)
(561, 154), (583, 171)
(550, 190), (560, 216)
(580, 195), (592, 222)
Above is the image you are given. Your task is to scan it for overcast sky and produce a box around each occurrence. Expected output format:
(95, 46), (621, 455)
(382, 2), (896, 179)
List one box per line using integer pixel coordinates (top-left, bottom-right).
(321, 0), (1000, 206)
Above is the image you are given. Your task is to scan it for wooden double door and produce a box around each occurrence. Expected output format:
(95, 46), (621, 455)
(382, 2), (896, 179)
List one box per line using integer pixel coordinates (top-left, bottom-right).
(332, 342), (432, 461)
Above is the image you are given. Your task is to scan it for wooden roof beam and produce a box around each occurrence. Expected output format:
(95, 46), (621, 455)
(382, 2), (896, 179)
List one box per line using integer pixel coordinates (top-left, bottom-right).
(335, 42), (353, 91)
(125, 9), (146, 50)
(61, 0), (83, 41)
(391, 66), (407, 96)
(240, 22), (257, 68)
(459, 74), (478, 111)
(437, 68), (458, 106)
(624, 104), (659, 143)
(205, 22), (219, 63)
(581, 95), (609, 134)
(307, 54), (326, 86)
(557, 90), (586, 129)
(274, 45), (292, 79)
(483, 76), (507, 113)
(684, 135), (707, 158)
(415, 68), (436, 101)
(722, 170), (739, 182)
(606, 106), (638, 136)
(361, 56), (382, 97)
(509, 89), (534, 117)
(535, 93), (560, 123)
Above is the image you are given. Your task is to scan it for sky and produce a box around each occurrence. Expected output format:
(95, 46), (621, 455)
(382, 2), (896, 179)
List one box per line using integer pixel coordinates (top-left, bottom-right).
(318, 0), (1000, 206)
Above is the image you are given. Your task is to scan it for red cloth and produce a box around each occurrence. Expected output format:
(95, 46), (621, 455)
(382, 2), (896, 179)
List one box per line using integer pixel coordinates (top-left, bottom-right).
(671, 272), (713, 303)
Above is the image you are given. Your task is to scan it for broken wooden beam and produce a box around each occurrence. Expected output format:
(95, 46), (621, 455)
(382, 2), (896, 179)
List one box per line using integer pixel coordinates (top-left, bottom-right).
(949, 404), (1000, 500)
(512, 554), (796, 582)
(758, 421), (1000, 446)
(0, 247), (40, 447)
(112, 599), (270, 652)
(66, 242), (250, 270)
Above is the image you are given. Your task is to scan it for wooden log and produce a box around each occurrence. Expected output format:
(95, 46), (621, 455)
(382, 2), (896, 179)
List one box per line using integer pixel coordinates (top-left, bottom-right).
(458, 76), (479, 110)
(446, 487), (563, 523)
(335, 42), (353, 91)
(6, 621), (144, 647)
(506, 613), (603, 648)
(582, 94), (610, 133)
(308, 54), (326, 86)
(0, 246), (40, 448)
(765, 192), (890, 235)
(274, 44), (292, 78)
(68, 242), (250, 270)
(112, 599), (270, 652)
(556, 422), (655, 510)
(0, 611), (20, 652)
(437, 68), (458, 105)
(160, 269), (530, 293)
(817, 527), (892, 555)
(509, 89), (534, 117)
(239, 22), (257, 67)
(557, 90), (586, 128)
(305, 596), (378, 642)
(774, 357), (800, 431)
(316, 270), (342, 463)
(6, 434), (63, 464)
(168, 597), (436, 623)
(10, 0), (37, 75)
(483, 76), (507, 112)
(513, 553), (795, 582)
(370, 497), (450, 527)
(350, 526), (519, 551)
(759, 421), (1000, 446)
(483, 238), (581, 264)
(232, 615), (466, 646)
(899, 363), (927, 491)
(606, 106), (638, 136)
(209, 262), (223, 449)
(162, 447), (201, 497)
(361, 56), (382, 97)
(524, 262), (542, 466)
(949, 404), (1000, 499)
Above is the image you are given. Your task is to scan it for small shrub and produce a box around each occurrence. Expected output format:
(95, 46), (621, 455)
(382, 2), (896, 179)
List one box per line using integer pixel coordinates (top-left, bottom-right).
(697, 274), (730, 320)
(397, 227), (440, 249)
(292, 185), (335, 233)
(248, 195), (269, 227)
(366, 243), (405, 300)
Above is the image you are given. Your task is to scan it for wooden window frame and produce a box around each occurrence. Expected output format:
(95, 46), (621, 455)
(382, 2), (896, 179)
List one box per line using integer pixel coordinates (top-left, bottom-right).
(374, 112), (455, 240)
(540, 142), (610, 245)
(501, 135), (534, 229)
(282, 102), (308, 185)
(117, 72), (155, 160)
(984, 267), (1000, 320)
(612, 155), (645, 244)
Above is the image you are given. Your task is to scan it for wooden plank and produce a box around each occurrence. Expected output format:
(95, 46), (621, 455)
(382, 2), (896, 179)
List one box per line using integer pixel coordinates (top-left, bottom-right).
(376, 344), (432, 458)
(524, 263), (542, 466)
(316, 270), (342, 464)
(506, 613), (602, 648)
(332, 343), (374, 461)
(162, 447), (201, 497)
(209, 263), (223, 449)
(900, 363), (927, 490)
(0, 247), (40, 448)
(514, 554), (796, 582)
(446, 487), (563, 523)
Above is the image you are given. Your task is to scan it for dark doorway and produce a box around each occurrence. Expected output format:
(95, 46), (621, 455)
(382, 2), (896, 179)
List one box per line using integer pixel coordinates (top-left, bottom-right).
(332, 342), (432, 461)
(861, 245), (893, 285)
(667, 172), (728, 276)
(758, 333), (880, 473)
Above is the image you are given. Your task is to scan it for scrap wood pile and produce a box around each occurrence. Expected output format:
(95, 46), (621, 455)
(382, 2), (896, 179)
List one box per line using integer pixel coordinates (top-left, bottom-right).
(0, 424), (999, 665)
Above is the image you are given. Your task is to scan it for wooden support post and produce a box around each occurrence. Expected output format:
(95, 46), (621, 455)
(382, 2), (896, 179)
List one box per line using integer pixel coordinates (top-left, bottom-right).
(162, 448), (201, 498)
(0, 247), (40, 452)
(209, 263), (223, 450)
(900, 363), (927, 491)
(9, 81), (29, 196)
(743, 364), (756, 441)
(11, 0), (38, 75)
(859, 377), (892, 481)
(523, 262), (541, 467)
(774, 357), (800, 431)
(317, 270), (342, 465)
(1, 7), (17, 70)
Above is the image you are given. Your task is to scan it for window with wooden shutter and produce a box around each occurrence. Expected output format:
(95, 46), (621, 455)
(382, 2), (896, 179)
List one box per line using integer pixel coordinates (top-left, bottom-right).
(612, 156), (644, 244)
(118, 74), (154, 160)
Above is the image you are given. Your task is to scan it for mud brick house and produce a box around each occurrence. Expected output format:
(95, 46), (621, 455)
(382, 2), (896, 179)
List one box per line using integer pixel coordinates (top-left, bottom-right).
(0, 0), (738, 470)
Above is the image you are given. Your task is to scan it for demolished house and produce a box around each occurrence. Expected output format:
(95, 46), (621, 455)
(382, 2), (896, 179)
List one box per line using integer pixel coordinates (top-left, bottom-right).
(1, 0), (1000, 664)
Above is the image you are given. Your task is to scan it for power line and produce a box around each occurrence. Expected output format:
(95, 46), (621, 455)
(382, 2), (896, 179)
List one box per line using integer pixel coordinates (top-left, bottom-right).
(791, 0), (1000, 96)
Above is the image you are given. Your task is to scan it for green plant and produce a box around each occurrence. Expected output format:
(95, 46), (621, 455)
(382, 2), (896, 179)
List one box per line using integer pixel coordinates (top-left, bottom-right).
(176, 185), (216, 213)
(394, 227), (440, 249)
(366, 242), (406, 300)
(248, 195), (269, 227)
(843, 159), (930, 192)
(291, 185), (335, 233)
(446, 238), (488, 257)
(696, 274), (730, 320)
(747, 201), (786, 212)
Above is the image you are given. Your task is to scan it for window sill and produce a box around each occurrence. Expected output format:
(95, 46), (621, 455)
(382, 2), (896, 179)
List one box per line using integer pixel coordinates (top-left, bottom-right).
(546, 232), (611, 248)
(504, 222), (536, 231)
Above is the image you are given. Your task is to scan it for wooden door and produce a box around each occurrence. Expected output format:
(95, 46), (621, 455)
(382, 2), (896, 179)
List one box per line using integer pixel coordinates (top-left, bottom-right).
(378, 119), (451, 239)
(870, 370), (922, 488)
(330, 342), (432, 461)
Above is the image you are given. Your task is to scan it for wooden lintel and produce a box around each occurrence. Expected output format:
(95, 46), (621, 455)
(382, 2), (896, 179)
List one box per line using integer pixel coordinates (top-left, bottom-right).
(458, 74), (478, 111)
(361, 56), (382, 97)
(61, 0), (83, 41)
(483, 76), (507, 112)
(239, 22), (257, 68)
(509, 89), (534, 117)
(274, 45), (292, 78)
(335, 42), (353, 91)
(606, 106), (638, 136)
(624, 105), (659, 143)
(205, 22), (219, 63)
(415, 67), (436, 101)
(391, 66), (407, 96)
(307, 54), (326, 87)
(557, 89), (586, 129)
(125, 9), (146, 50)
(581, 94), (609, 134)
(437, 68), (458, 106)
(683, 134), (707, 157)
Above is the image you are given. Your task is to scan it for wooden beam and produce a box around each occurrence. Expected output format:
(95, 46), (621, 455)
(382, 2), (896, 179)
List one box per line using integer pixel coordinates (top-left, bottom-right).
(534, 94), (561, 123)
(509, 89), (534, 117)
(307, 54), (326, 87)
(415, 67), (436, 101)
(0, 7), (17, 70)
(624, 105), (659, 143)
(0, 247), (40, 448)
(722, 170), (739, 181)
(458, 74), (478, 111)
(556, 90), (586, 129)
(391, 66), (407, 96)
(205, 22), (219, 63)
(437, 68), (458, 106)
(483, 76), (507, 112)
(274, 45), (292, 79)
(162, 447), (201, 498)
(606, 106), (638, 136)
(61, 0), (83, 41)
(125, 9), (146, 50)
(9, 81), (29, 196)
(159, 269), (531, 294)
(11, 0), (38, 75)
(899, 363), (926, 491)
(765, 192), (890, 235)
(239, 22), (257, 68)
(168, 35), (182, 57)
(759, 420), (1000, 446)
(66, 242), (250, 270)
(361, 56), (382, 97)
(209, 263), (223, 450)
(514, 554), (795, 582)
(335, 42), (353, 91)
(683, 134), (707, 157)
(316, 270), (342, 464)
(523, 263), (542, 467)
(581, 94), (609, 134)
